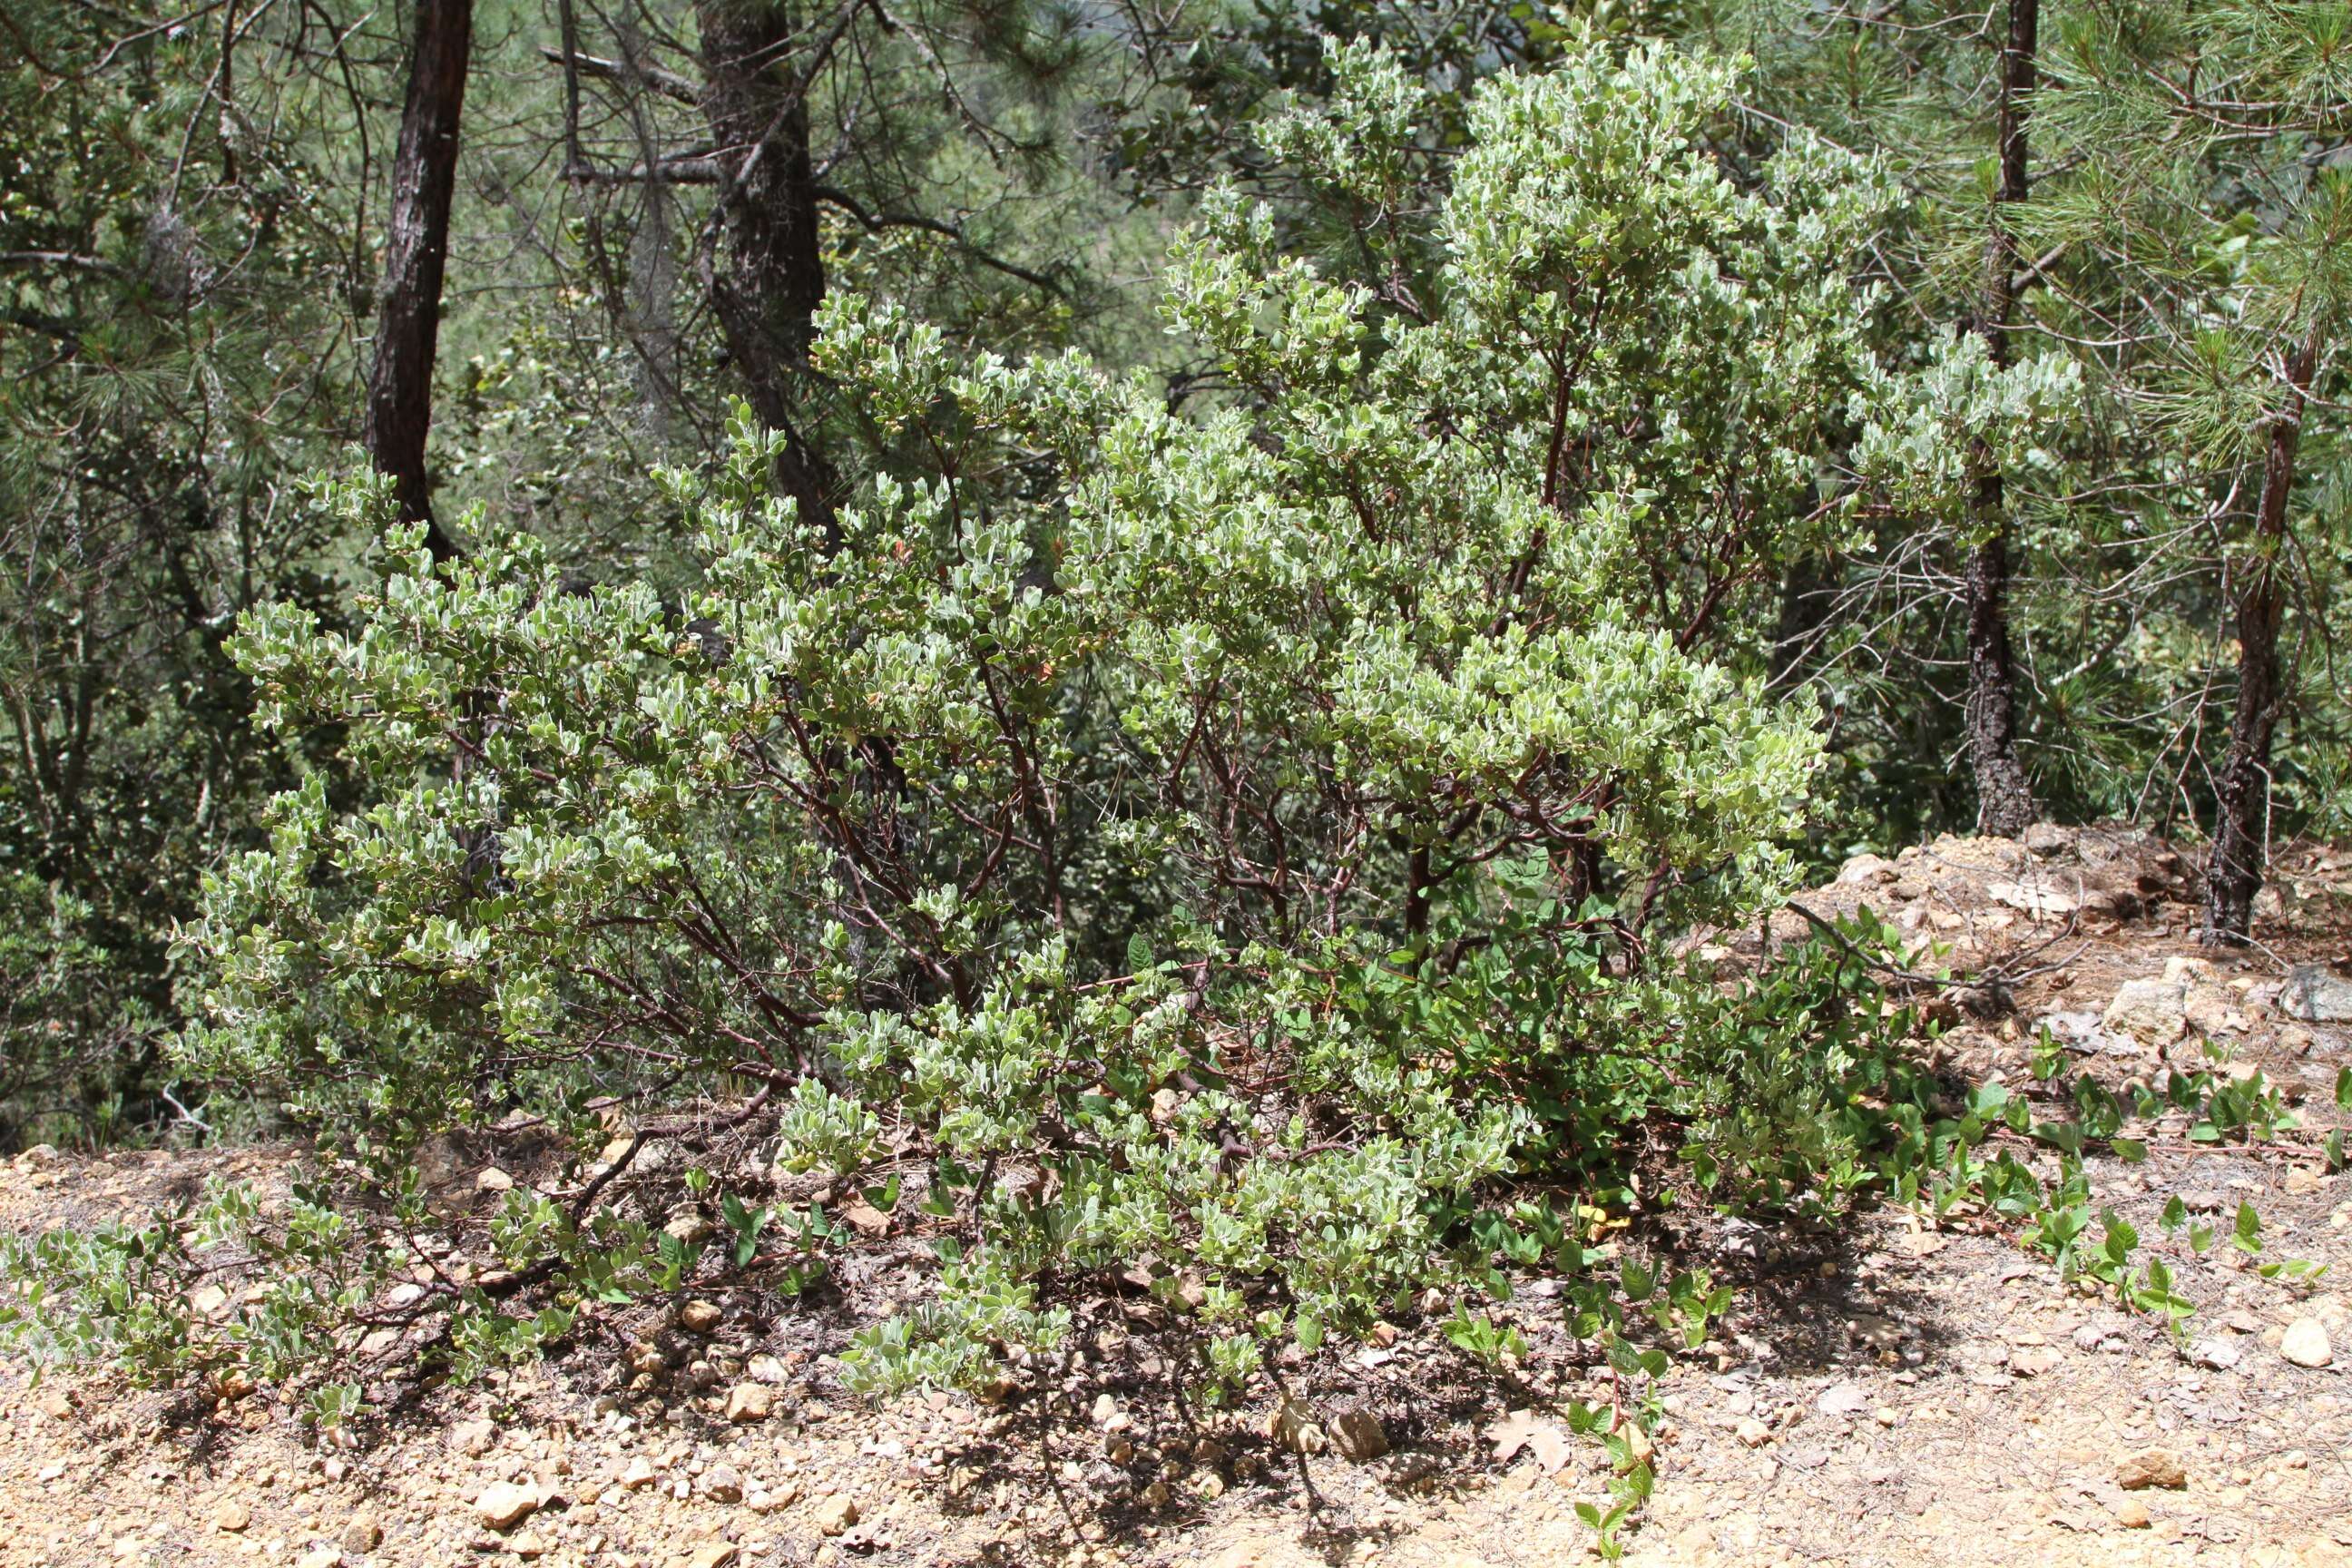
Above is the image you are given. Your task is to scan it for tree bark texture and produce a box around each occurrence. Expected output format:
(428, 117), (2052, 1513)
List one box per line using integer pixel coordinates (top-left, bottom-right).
(695, 0), (835, 534)
(363, 0), (473, 564)
(2205, 329), (2322, 943)
(1965, 0), (2039, 838)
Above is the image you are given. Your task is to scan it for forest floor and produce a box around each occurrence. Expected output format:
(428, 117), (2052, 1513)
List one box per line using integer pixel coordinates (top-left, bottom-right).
(3, 827), (2349, 1568)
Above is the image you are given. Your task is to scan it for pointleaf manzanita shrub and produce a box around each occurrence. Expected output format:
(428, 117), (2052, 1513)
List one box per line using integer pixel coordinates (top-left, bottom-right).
(162, 42), (1916, 1400)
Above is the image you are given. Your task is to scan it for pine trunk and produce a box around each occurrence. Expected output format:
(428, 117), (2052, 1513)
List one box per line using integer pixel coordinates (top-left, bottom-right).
(2205, 329), (2322, 944)
(695, 1), (835, 535)
(1965, 0), (2039, 838)
(363, 0), (473, 564)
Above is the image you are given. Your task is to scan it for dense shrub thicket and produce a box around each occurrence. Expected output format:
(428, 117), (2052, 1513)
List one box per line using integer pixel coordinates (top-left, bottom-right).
(176, 45), (1894, 1387)
(7, 21), (2347, 1553)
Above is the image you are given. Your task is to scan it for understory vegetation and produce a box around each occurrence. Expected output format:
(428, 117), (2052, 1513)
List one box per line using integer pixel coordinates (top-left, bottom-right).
(0, 0), (2347, 1555)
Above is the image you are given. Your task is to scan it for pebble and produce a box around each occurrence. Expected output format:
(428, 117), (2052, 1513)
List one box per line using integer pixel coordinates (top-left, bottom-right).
(214, 1502), (253, 1534)
(680, 1299), (725, 1334)
(475, 1481), (541, 1530)
(2280, 1318), (2332, 1368)
(814, 1494), (859, 1535)
(340, 1511), (383, 1553)
(2115, 1450), (2188, 1491)
(1329, 1406), (1389, 1462)
(726, 1382), (775, 1423)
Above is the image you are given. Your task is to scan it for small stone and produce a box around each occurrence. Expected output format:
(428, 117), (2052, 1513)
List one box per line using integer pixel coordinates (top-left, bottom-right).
(214, 1503), (253, 1534)
(1329, 1406), (1388, 1462)
(702, 1464), (744, 1504)
(297, 1548), (341, 1568)
(1191, 1472), (1226, 1501)
(680, 1299), (724, 1334)
(747, 1353), (789, 1384)
(2112, 1497), (2152, 1529)
(2008, 1346), (2060, 1377)
(38, 1390), (73, 1420)
(621, 1456), (658, 1490)
(813, 1494), (859, 1535)
(2115, 1450), (2187, 1491)
(1736, 1418), (1773, 1448)
(451, 1418), (497, 1458)
(1091, 1393), (1119, 1426)
(475, 1166), (515, 1193)
(1816, 1381), (1869, 1417)
(687, 1546), (740, 1568)
(2279, 965), (2352, 1023)
(340, 1513), (383, 1554)
(747, 1480), (801, 1514)
(1267, 1397), (1326, 1455)
(2190, 1338), (2242, 1370)
(2102, 980), (2188, 1044)
(475, 1482), (541, 1531)
(2281, 1318), (2333, 1368)
(725, 1382), (775, 1423)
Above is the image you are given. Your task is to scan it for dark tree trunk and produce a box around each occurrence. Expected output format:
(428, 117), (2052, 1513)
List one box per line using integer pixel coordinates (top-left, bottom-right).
(2205, 329), (2322, 944)
(1768, 552), (1838, 689)
(363, 0), (473, 565)
(1964, 0), (2039, 838)
(695, 1), (835, 534)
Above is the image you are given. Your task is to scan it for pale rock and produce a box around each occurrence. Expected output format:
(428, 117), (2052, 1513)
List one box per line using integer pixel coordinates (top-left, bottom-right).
(214, 1502), (253, 1534)
(725, 1382), (775, 1423)
(1836, 853), (1897, 887)
(2279, 965), (2352, 1023)
(701, 1465), (743, 1504)
(2102, 980), (2188, 1044)
(813, 1494), (859, 1535)
(679, 1299), (724, 1334)
(1987, 877), (2079, 916)
(474, 1482), (541, 1531)
(1736, 1418), (1773, 1448)
(747, 1480), (801, 1514)
(1815, 1381), (1869, 1417)
(620, 1457), (658, 1491)
(747, 1353), (789, 1385)
(2190, 1338), (2242, 1370)
(475, 1167), (515, 1194)
(2112, 1497), (2152, 1529)
(2281, 1318), (2333, 1368)
(1268, 1397), (1326, 1455)
(296, 1548), (340, 1568)
(451, 1418), (497, 1458)
(687, 1546), (739, 1568)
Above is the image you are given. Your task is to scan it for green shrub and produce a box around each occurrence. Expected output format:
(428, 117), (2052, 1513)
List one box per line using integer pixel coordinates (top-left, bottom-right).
(25, 38), (1921, 1422)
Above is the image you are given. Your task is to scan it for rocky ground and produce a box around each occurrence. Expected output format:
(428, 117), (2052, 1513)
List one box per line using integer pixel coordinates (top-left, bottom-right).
(3, 828), (2349, 1568)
